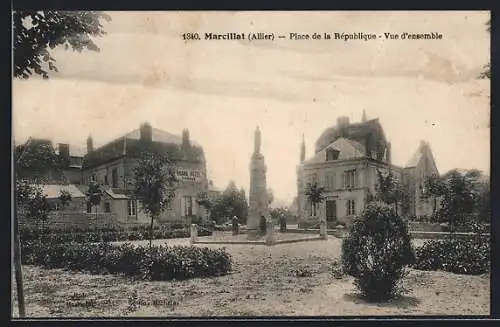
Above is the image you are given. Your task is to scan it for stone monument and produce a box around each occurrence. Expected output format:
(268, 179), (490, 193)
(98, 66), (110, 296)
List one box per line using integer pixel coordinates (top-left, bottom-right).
(247, 126), (269, 238)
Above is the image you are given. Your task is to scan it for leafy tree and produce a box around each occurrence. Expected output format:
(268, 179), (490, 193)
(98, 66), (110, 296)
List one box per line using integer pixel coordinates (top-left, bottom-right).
(15, 138), (65, 182)
(85, 182), (103, 219)
(210, 181), (249, 225)
(423, 169), (488, 228)
(133, 151), (178, 248)
(375, 169), (407, 215)
(270, 206), (292, 232)
(305, 182), (326, 217)
(196, 191), (213, 220)
(13, 11), (111, 79)
(342, 202), (415, 302)
(479, 19), (491, 79)
(16, 180), (73, 233)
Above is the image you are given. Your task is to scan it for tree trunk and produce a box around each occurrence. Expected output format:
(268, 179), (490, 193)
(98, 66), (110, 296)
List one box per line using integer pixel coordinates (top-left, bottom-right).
(149, 215), (154, 248)
(13, 200), (26, 317)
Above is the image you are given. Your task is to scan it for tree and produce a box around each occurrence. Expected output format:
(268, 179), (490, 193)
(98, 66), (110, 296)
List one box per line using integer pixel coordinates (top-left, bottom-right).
(133, 151), (178, 248)
(479, 19), (491, 79)
(85, 182), (103, 221)
(375, 169), (407, 215)
(423, 169), (487, 228)
(305, 182), (326, 217)
(15, 138), (65, 182)
(210, 181), (248, 224)
(196, 191), (213, 220)
(13, 11), (111, 79)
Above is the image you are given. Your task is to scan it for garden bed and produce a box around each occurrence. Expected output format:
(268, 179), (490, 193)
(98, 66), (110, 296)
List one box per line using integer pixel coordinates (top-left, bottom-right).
(12, 237), (489, 317)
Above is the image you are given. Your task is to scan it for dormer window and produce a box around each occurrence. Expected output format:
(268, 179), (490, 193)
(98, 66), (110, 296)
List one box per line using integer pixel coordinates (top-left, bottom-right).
(326, 149), (340, 161)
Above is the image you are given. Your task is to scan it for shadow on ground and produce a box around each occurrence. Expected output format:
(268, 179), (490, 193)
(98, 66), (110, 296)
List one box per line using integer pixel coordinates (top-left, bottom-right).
(343, 293), (422, 308)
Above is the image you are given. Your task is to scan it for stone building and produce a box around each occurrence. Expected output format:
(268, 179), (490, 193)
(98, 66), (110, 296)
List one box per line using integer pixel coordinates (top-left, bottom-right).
(296, 111), (440, 226)
(80, 122), (210, 225)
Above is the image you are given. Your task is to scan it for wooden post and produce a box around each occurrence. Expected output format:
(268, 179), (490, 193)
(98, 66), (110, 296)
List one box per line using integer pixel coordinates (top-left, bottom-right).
(320, 219), (328, 240)
(265, 219), (275, 245)
(190, 224), (198, 244)
(13, 189), (25, 317)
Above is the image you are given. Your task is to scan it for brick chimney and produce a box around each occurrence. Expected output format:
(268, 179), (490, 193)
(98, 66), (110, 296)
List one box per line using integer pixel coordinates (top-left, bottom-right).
(337, 116), (350, 136)
(58, 143), (70, 166)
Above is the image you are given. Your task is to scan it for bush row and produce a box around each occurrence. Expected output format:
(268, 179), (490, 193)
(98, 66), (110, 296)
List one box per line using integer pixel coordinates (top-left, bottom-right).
(21, 240), (232, 281)
(20, 226), (212, 244)
(412, 237), (490, 275)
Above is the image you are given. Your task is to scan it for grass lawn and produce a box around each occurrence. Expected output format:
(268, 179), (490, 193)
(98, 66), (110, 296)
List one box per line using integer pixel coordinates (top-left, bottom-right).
(12, 236), (490, 317)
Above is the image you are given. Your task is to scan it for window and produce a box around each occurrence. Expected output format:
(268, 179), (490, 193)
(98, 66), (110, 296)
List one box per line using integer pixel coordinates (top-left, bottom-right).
(104, 202), (111, 213)
(326, 149), (340, 161)
(128, 200), (137, 216)
(112, 168), (118, 188)
(104, 175), (109, 185)
(183, 196), (193, 217)
(344, 170), (357, 189)
(346, 200), (356, 216)
(89, 174), (96, 183)
(86, 201), (92, 213)
(325, 174), (336, 191)
(432, 198), (437, 213)
(311, 173), (318, 185)
(309, 200), (318, 217)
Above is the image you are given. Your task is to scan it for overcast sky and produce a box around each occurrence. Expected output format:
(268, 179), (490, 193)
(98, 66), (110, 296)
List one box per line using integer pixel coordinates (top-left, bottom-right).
(13, 11), (490, 204)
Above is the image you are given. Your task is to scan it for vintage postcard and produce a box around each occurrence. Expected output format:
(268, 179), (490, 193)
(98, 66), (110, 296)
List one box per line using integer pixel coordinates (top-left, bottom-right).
(12, 11), (490, 318)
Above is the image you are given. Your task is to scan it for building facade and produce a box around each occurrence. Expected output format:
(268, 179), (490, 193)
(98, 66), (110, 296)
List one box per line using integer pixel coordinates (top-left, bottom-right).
(296, 111), (440, 226)
(80, 122), (210, 225)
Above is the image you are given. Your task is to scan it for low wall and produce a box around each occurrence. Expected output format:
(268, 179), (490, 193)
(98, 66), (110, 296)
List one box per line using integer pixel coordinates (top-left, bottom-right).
(407, 221), (445, 232)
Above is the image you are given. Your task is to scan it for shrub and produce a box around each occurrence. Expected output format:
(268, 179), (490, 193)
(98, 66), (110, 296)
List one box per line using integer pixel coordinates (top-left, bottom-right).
(21, 241), (232, 281)
(413, 237), (490, 275)
(19, 225), (211, 244)
(341, 202), (415, 302)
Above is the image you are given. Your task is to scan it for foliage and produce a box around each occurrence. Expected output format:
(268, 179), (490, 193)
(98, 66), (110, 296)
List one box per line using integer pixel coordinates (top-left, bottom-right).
(196, 191), (213, 214)
(15, 138), (65, 182)
(479, 19), (491, 79)
(413, 237), (490, 275)
(133, 151), (178, 247)
(375, 169), (407, 215)
(341, 202), (415, 302)
(19, 224), (212, 244)
(21, 241), (232, 281)
(291, 266), (313, 278)
(13, 11), (111, 79)
(305, 182), (326, 216)
(423, 169), (490, 227)
(16, 180), (73, 230)
(270, 207), (290, 232)
(210, 181), (248, 224)
(85, 182), (103, 210)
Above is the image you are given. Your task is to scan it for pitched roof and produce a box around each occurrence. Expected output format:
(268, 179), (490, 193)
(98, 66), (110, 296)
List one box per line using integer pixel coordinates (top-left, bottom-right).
(122, 127), (201, 147)
(405, 141), (438, 174)
(304, 138), (366, 165)
(104, 189), (129, 200)
(35, 184), (86, 199)
(315, 118), (386, 153)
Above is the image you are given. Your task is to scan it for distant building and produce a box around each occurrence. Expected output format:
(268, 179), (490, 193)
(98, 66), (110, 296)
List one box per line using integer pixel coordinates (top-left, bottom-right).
(296, 111), (440, 226)
(80, 122), (210, 225)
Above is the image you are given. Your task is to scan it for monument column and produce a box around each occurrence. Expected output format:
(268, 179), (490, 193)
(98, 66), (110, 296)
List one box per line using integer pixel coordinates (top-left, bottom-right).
(247, 127), (269, 238)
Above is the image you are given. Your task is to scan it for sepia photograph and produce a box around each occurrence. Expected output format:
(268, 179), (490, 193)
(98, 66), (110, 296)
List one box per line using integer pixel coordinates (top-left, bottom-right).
(12, 10), (490, 318)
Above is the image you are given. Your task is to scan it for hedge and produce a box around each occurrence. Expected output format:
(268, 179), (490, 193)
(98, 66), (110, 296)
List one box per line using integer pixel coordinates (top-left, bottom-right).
(21, 240), (232, 281)
(20, 225), (212, 244)
(412, 236), (490, 275)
